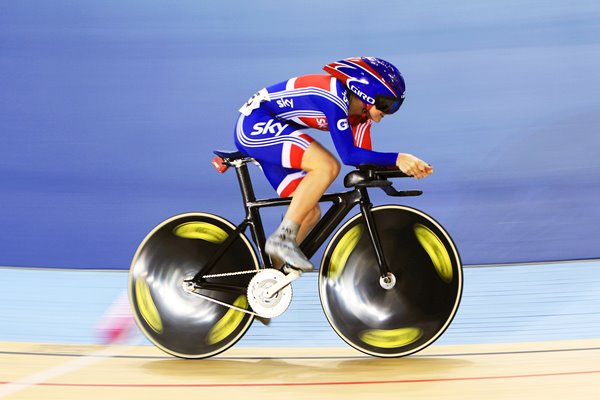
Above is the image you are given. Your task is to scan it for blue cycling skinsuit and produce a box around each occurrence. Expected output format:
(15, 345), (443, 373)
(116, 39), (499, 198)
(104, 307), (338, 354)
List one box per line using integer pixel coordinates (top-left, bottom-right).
(234, 74), (398, 197)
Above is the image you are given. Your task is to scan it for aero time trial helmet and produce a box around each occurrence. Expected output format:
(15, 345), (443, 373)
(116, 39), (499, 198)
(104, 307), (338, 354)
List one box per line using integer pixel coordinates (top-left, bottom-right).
(323, 57), (405, 114)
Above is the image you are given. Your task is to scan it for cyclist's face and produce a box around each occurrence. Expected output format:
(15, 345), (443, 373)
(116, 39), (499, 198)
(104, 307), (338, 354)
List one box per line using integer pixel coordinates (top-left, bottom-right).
(368, 105), (385, 123)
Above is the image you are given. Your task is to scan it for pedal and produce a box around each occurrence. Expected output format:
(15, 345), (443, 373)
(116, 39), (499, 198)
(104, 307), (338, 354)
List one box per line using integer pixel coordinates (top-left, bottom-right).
(265, 267), (302, 298)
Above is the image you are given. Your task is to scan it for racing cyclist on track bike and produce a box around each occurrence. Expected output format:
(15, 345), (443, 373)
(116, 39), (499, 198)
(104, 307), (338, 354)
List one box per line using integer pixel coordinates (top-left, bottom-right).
(233, 56), (433, 272)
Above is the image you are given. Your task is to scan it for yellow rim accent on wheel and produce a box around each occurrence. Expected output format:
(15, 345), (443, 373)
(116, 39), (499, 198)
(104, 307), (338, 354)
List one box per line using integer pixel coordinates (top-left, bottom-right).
(329, 224), (363, 280)
(135, 279), (163, 334)
(414, 223), (453, 283)
(359, 327), (423, 348)
(172, 222), (229, 243)
(207, 295), (248, 345)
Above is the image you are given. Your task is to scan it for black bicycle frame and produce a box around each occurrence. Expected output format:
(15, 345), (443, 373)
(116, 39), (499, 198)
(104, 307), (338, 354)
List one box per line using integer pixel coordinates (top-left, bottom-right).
(190, 161), (391, 286)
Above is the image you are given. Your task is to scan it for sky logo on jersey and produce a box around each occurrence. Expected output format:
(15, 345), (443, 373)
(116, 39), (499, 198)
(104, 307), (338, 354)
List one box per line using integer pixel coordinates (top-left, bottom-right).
(277, 98), (294, 108)
(251, 120), (289, 136)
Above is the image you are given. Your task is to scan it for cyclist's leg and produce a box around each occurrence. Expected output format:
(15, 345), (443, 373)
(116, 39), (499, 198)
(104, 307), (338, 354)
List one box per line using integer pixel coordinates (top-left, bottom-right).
(266, 202), (320, 270)
(265, 142), (333, 242)
(269, 167), (319, 244)
(275, 142), (338, 249)
(234, 111), (337, 270)
(258, 163), (316, 271)
(262, 142), (340, 271)
(297, 204), (321, 244)
(285, 141), (340, 228)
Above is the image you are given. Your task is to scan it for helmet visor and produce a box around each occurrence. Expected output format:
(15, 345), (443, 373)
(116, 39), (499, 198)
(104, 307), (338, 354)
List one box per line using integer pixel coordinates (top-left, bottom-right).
(375, 95), (404, 115)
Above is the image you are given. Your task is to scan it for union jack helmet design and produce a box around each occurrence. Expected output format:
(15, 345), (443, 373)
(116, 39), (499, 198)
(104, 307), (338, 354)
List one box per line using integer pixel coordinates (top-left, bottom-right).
(323, 57), (405, 114)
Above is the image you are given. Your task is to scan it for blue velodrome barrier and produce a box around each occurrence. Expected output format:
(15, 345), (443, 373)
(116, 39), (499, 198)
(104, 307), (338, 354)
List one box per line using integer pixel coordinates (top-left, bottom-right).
(1, 1), (599, 269)
(1, 260), (599, 345)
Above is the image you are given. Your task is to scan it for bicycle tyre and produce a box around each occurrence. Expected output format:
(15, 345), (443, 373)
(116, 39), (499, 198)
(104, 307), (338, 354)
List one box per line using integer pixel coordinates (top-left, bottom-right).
(319, 205), (463, 357)
(128, 212), (259, 359)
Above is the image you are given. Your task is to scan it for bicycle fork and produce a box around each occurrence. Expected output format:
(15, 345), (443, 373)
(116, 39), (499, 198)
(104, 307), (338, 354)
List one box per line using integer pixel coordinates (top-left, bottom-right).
(358, 188), (397, 290)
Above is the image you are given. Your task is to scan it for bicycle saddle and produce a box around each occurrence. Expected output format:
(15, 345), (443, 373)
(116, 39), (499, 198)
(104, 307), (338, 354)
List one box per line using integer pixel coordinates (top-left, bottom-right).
(213, 150), (246, 161)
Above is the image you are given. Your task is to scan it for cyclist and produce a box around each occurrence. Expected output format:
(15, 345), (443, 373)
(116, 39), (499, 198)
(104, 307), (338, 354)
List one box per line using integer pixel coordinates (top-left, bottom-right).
(234, 57), (433, 272)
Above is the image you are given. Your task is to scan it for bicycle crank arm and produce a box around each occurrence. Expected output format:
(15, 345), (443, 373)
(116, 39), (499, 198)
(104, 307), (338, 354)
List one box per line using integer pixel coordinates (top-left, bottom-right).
(182, 281), (259, 316)
(264, 268), (302, 298)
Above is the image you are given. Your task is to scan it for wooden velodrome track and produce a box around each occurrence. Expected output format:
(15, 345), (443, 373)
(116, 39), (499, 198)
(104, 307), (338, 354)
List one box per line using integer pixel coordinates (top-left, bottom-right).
(1, 261), (599, 399)
(1, 339), (599, 399)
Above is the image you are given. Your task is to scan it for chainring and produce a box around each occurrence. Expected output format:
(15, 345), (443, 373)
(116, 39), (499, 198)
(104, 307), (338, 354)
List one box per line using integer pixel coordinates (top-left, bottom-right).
(247, 269), (292, 318)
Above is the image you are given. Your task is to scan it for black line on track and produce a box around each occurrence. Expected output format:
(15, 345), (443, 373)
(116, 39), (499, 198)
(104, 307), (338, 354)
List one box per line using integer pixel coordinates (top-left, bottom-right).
(1, 346), (599, 360)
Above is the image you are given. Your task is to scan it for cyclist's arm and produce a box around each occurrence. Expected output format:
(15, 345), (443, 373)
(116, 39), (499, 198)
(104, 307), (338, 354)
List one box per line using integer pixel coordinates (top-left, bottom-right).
(328, 112), (397, 167)
(352, 120), (373, 150)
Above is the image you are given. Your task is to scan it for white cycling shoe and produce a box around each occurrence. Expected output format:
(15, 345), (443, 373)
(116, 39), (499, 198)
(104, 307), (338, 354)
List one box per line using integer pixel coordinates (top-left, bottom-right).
(265, 234), (314, 272)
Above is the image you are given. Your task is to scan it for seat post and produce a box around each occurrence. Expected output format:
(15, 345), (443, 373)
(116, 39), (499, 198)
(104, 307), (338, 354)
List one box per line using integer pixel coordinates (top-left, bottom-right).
(234, 161), (257, 205)
(234, 161), (270, 267)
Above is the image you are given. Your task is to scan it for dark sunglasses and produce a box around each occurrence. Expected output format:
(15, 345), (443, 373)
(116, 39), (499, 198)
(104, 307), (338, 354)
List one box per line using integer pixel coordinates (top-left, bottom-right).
(375, 94), (405, 114)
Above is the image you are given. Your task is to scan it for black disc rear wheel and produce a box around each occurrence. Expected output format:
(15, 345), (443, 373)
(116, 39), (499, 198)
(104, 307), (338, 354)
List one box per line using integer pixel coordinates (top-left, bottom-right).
(128, 212), (259, 358)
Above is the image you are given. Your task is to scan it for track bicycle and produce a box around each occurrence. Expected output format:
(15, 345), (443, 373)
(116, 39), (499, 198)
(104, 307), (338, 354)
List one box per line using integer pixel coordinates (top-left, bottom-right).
(129, 150), (463, 358)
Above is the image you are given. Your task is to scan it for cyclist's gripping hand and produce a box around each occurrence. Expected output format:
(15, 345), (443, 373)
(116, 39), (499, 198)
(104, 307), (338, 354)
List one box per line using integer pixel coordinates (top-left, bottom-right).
(396, 153), (433, 179)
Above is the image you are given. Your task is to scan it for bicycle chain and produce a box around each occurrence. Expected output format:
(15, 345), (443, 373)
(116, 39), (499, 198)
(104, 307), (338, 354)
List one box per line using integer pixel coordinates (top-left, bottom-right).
(185, 268), (298, 318)
(181, 269), (260, 316)
(201, 269), (259, 279)
(182, 281), (259, 316)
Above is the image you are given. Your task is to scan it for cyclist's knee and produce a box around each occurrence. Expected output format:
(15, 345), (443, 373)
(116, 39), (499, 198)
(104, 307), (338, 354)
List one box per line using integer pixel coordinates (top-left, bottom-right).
(302, 143), (340, 180)
(327, 158), (341, 181)
(316, 155), (340, 182)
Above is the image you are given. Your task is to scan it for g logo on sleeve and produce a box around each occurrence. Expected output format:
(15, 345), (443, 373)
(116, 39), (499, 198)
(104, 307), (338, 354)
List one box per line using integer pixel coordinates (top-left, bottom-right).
(337, 118), (349, 131)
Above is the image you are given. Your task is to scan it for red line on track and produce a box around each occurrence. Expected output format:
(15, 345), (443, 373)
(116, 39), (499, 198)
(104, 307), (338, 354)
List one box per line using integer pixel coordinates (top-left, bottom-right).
(2, 370), (599, 388)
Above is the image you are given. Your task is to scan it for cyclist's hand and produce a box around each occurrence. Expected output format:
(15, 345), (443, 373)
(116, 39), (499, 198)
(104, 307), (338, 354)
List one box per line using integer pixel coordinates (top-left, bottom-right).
(396, 153), (433, 179)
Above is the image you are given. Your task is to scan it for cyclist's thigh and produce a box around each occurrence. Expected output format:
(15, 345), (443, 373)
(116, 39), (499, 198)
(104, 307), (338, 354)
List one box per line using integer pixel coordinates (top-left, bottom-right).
(234, 111), (314, 169)
(261, 162), (307, 198)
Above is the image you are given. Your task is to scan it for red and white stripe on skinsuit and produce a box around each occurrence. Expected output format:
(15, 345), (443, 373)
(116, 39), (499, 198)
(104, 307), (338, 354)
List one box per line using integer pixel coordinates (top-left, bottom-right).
(277, 118), (373, 198)
(283, 75), (373, 152)
(273, 75), (375, 197)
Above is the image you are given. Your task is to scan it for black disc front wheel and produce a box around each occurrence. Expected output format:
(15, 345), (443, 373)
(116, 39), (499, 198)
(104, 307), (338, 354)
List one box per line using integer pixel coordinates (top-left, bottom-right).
(128, 212), (259, 358)
(319, 205), (462, 357)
